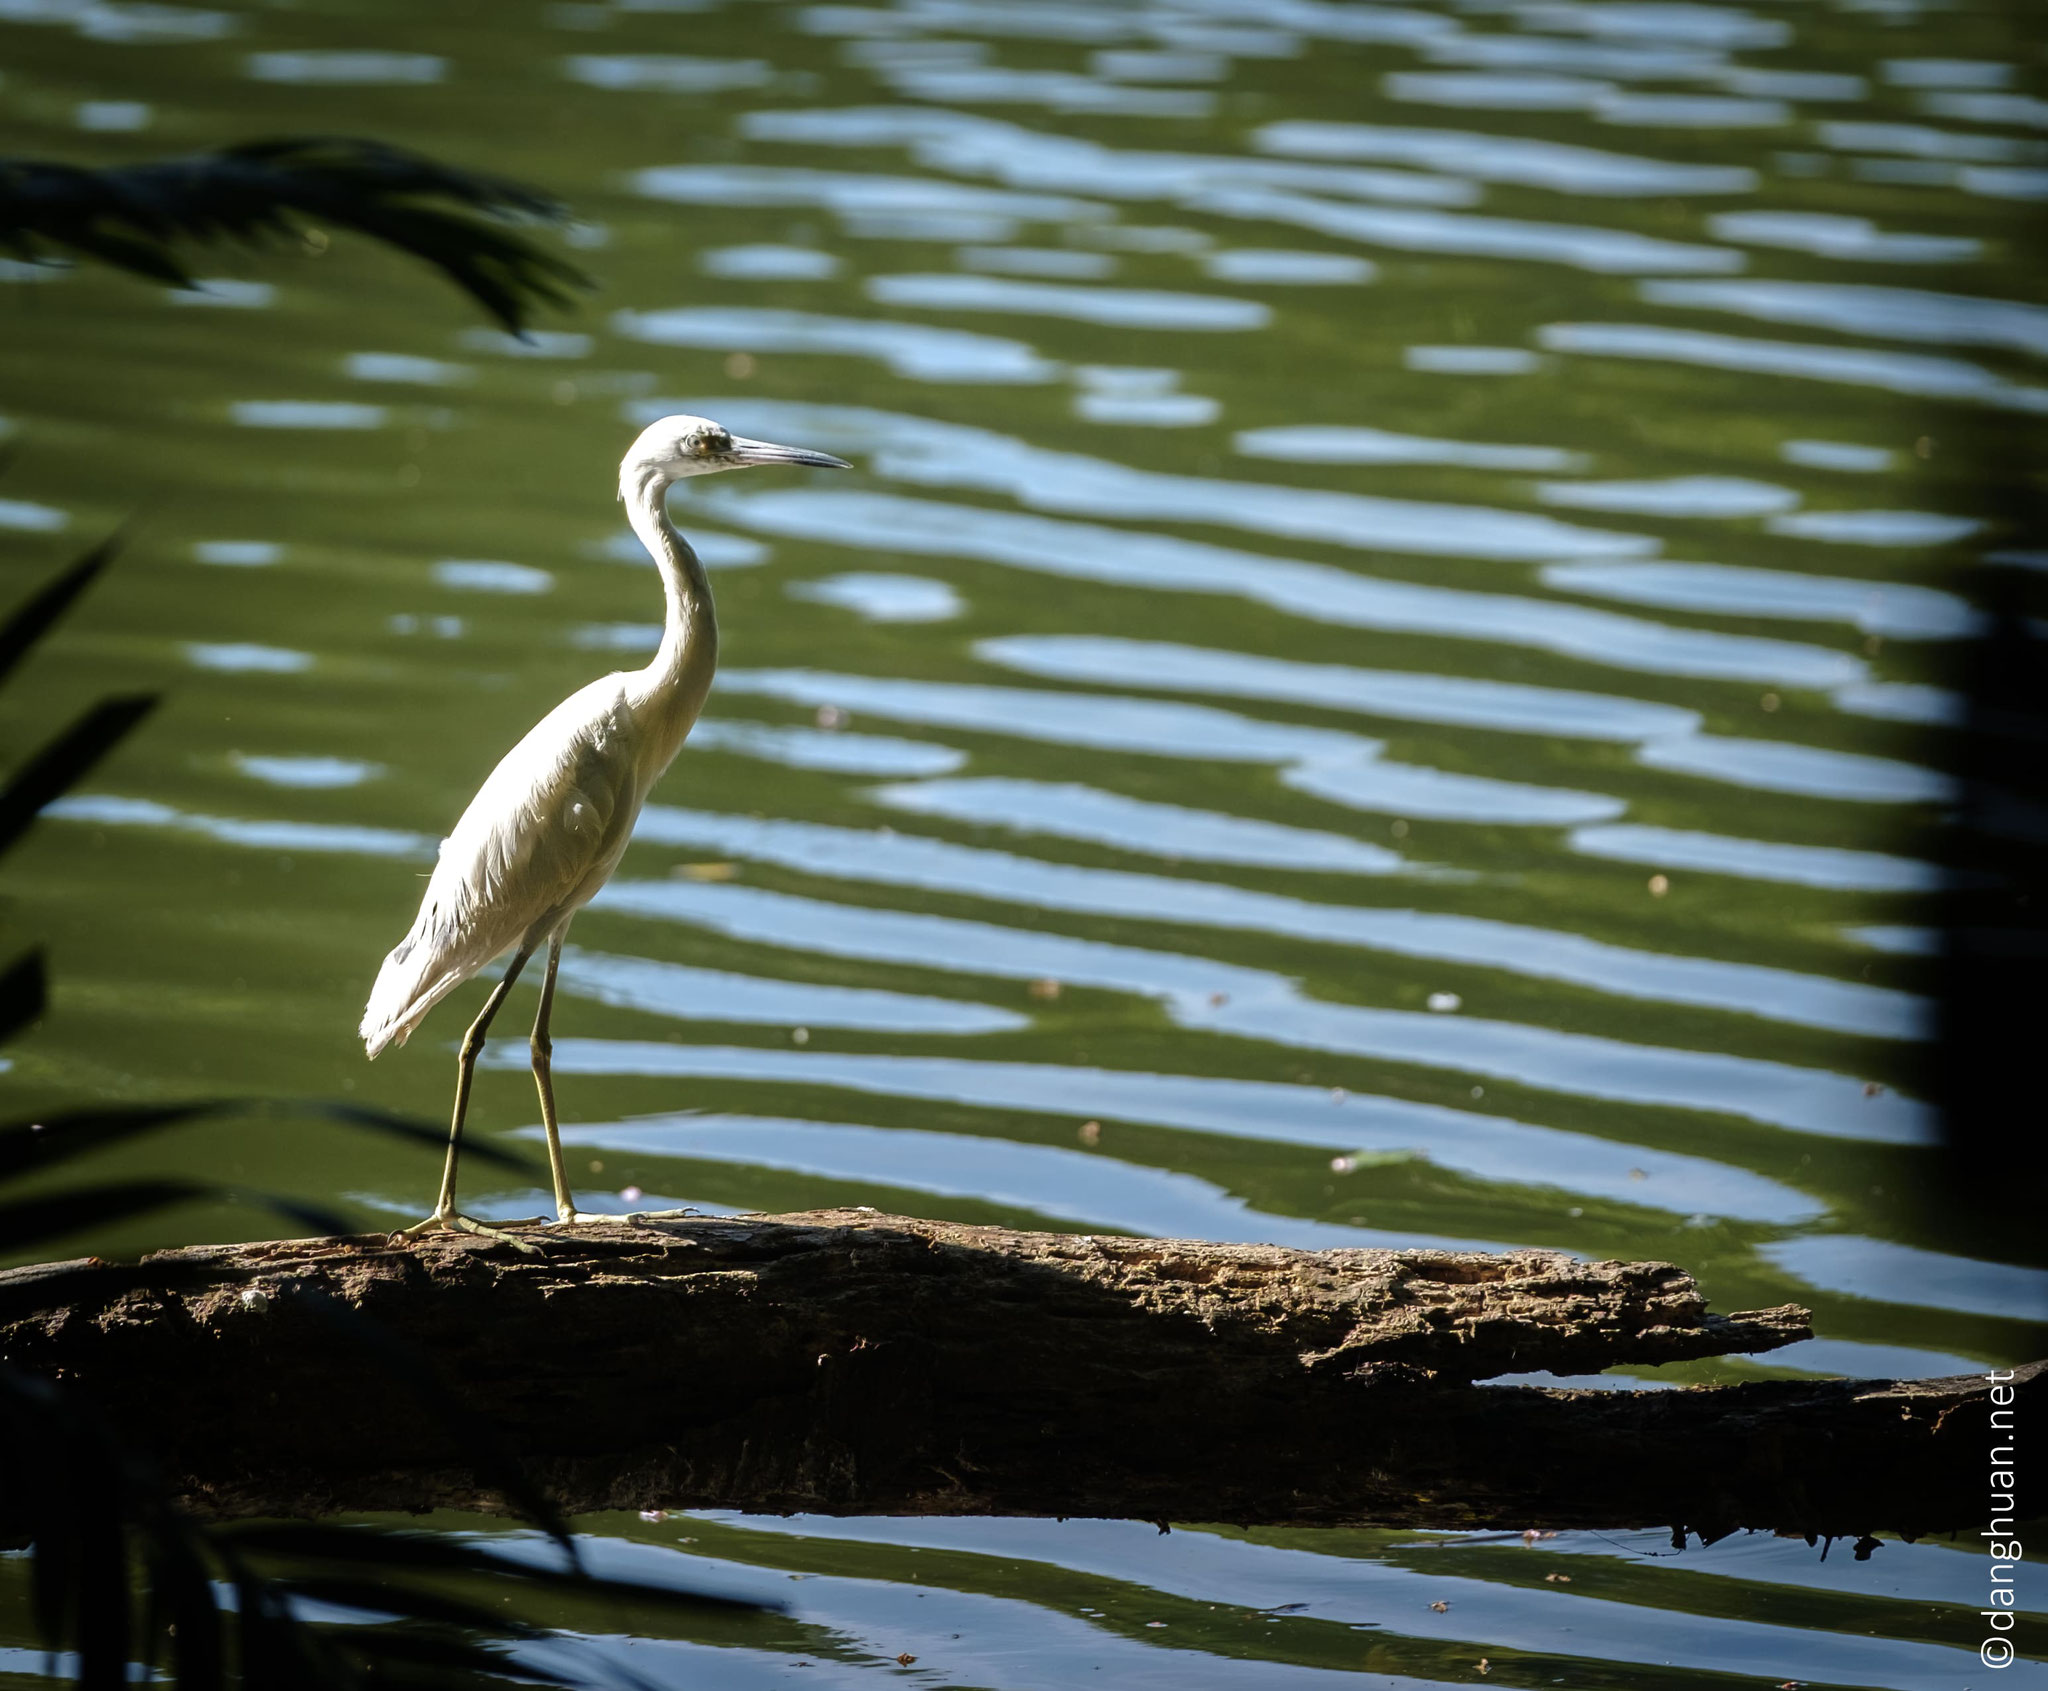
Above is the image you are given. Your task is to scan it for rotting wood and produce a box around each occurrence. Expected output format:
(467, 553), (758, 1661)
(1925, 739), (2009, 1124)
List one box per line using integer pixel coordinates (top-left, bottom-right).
(0, 1209), (2025, 1538)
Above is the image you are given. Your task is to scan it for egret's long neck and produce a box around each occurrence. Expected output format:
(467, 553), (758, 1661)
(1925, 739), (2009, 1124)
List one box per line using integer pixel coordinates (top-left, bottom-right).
(623, 464), (719, 729)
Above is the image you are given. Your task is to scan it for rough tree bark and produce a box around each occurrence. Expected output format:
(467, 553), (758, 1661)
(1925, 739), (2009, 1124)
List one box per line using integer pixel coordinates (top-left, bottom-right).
(0, 1210), (2025, 1540)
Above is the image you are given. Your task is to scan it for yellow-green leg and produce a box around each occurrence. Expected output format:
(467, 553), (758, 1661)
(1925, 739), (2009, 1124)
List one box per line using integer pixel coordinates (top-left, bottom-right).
(530, 936), (584, 1223)
(533, 938), (699, 1228)
(536, 937), (648, 1225)
(397, 946), (541, 1253)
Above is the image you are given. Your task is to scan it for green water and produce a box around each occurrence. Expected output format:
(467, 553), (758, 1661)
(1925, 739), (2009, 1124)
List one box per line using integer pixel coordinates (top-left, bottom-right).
(3, 0), (2045, 1680)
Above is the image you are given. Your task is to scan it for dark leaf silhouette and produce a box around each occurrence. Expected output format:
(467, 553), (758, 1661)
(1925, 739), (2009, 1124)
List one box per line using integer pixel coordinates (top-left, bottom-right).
(225, 1521), (774, 1620)
(268, 1574), (536, 1635)
(286, 1097), (542, 1173)
(0, 693), (159, 858)
(0, 241), (751, 1683)
(0, 531), (120, 687)
(0, 138), (592, 333)
(0, 1097), (540, 1186)
(0, 1179), (213, 1253)
(0, 1101), (218, 1183)
(0, 1179), (356, 1254)
(0, 949), (45, 1044)
(0, 1065), (747, 1685)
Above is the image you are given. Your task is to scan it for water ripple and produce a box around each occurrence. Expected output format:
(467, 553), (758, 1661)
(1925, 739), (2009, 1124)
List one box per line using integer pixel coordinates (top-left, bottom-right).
(613, 306), (1058, 383)
(719, 666), (1381, 765)
(1539, 320), (2048, 410)
(1416, 32), (1728, 80)
(786, 571), (964, 622)
(524, 1037), (1830, 1218)
(1541, 561), (1981, 639)
(958, 244), (1117, 278)
(631, 162), (1108, 226)
(556, 947), (1023, 1033)
(682, 1518), (1987, 1690)
(589, 879), (1925, 1141)
(630, 808), (1927, 1040)
(682, 479), (1863, 684)
(872, 777), (1409, 873)
(1189, 186), (1744, 275)
(1569, 822), (1942, 892)
(1819, 118), (2030, 164)
(0, 498), (68, 532)
(1762, 1235), (2048, 1321)
(232, 755), (380, 790)
(716, 668), (1622, 822)
(538, 1112), (1485, 1250)
(1199, 249), (1376, 284)
(1781, 439), (1894, 473)
(698, 243), (842, 280)
(649, 398), (1656, 561)
(245, 49), (443, 83)
(1635, 734), (1954, 805)
(43, 794), (434, 859)
(1535, 475), (1798, 517)
(976, 634), (1700, 740)
(1767, 508), (1984, 547)
(1640, 277), (2048, 359)
(1253, 118), (1756, 195)
(1236, 423), (1585, 471)
(872, 63), (1218, 117)
(690, 718), (966, 776)
(229, 400), (387, 430)
(865, 272), (1271, 330)
(562, 54), (772, 91)
(742, 105), (1483, 207)
(1283, 759), (1623, 825)
(1706, 211), (1981, 264)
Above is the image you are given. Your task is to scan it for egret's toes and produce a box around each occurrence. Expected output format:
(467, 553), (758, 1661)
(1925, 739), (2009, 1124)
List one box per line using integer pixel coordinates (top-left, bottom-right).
(449, 1214), (545, 1254)
(393, 1212), (543, 1255)
(547, 1206), (707, 1227)
(557, 1207), (707, 1226)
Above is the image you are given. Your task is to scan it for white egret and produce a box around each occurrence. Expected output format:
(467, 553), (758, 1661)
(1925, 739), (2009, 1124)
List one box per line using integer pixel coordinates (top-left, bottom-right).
(360, 414), (848, 1243)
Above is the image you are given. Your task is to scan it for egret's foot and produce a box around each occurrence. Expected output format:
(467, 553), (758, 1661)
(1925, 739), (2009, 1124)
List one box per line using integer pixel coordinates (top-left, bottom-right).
(549, 1206), (704, 1226)
(392, 1211), (544, 1255)
(551, 1209), (660, 1226)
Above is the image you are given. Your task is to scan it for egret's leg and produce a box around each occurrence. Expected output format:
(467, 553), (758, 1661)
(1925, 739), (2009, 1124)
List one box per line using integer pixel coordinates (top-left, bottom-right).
(533, 937), (655, 1226)
(530, 937), (580, 1223)
(397, 946), (540, 1253)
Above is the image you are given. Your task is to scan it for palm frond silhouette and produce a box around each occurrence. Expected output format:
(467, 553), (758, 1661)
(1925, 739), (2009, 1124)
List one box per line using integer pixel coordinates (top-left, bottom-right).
(0, 137), (591, 332)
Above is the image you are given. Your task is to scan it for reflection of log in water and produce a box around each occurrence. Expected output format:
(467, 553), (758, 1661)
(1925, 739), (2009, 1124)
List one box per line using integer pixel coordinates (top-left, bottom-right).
(0, 1211), (2026, 1539)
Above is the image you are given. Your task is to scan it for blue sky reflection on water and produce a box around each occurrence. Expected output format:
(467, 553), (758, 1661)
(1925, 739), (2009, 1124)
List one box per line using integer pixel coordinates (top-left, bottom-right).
(4, 0), (2044, 1678)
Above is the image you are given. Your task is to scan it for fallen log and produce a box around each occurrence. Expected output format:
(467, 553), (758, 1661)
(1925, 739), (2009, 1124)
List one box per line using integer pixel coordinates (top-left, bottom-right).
(0, 1210), (2025, 1539)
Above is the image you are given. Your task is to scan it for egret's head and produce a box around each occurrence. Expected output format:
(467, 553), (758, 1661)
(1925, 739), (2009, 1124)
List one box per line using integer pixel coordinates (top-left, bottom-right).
(622, 413), (849, 498)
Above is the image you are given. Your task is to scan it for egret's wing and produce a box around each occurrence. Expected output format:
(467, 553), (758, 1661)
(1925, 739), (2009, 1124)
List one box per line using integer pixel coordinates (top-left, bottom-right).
(361, 679), (640, 1054)
(459, 687), (639, 927)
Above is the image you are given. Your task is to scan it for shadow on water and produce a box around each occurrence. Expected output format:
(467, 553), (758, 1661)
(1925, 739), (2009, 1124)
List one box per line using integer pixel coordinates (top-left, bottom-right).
(1930, 405), (2048, 1336)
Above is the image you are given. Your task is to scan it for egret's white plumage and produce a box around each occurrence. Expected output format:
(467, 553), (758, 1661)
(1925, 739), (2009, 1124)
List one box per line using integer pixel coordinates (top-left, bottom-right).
(363, 414), (847, 1239)
(358, 674), (643, 1058)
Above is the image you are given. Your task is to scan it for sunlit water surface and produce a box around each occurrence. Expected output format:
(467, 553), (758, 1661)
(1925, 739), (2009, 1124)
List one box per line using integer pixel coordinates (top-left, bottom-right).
(3, 0), (2045, 1680)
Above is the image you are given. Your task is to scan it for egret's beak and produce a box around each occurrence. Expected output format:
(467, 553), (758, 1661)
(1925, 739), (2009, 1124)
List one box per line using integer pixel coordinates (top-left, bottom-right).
(726, 437), (851, 471)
